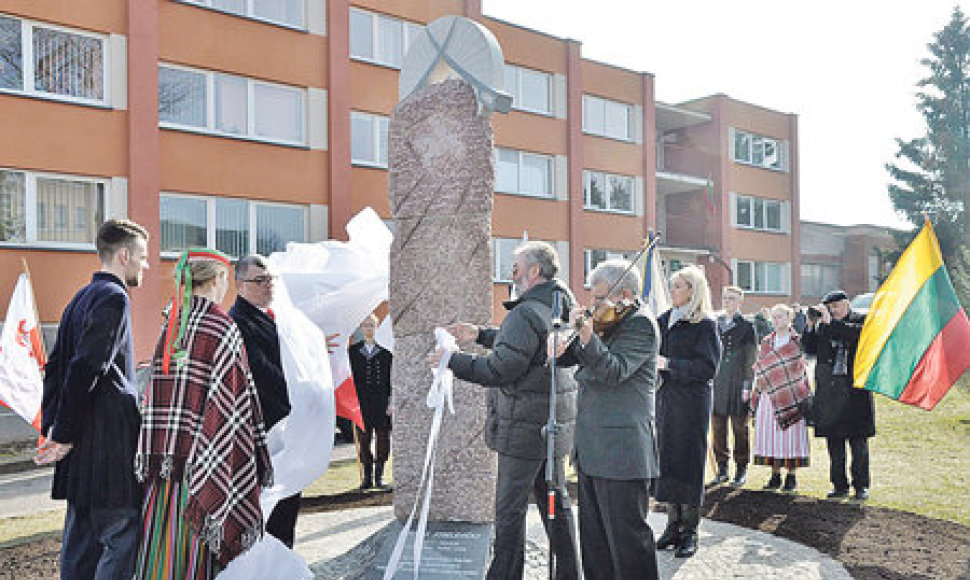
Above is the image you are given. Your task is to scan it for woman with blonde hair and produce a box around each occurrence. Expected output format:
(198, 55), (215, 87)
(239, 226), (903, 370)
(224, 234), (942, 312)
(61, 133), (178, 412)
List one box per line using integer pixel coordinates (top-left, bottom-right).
(135, 249), (273, 579)
(654, 265), (720, 558)
(749, 303), (812, 493)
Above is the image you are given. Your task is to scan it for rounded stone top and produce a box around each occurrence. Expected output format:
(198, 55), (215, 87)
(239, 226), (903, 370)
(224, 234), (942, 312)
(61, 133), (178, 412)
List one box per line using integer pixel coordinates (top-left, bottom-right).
(399, 15), (512, 113)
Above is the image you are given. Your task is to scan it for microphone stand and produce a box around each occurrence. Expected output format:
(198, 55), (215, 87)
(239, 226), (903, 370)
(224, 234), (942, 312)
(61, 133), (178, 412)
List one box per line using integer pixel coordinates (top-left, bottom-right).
(543, 291), (563, 580)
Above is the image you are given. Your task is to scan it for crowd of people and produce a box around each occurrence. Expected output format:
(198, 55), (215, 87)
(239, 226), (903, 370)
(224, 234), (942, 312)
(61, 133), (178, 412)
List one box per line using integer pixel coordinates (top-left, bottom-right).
(37, 221), (874, 580)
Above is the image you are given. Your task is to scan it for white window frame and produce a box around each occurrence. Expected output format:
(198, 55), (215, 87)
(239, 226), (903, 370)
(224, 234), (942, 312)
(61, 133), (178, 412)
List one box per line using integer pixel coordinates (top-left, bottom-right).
(495, 148), (554, 199)
(734, 259), (789, 295)
(0, 167), (108, 250)
(583, 248), (636, 287)
(583, 170), (635, 214)
(734, 194), (785, 233)
(731, 128), (785, 171)
(177, 0), (307, 30)
(158, 63), (306, 147)
(160, 192), (308, 258)
(582, 94), (633, 141)
(350, 111), (389, 168)
(349, 7), (422, 70)
(0, 13), (110, 107)
(505, 63), (552, 116)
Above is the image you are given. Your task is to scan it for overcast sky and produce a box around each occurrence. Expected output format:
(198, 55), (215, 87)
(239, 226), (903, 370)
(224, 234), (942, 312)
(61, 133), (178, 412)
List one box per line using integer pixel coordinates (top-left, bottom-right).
(483, 0), (966, 230)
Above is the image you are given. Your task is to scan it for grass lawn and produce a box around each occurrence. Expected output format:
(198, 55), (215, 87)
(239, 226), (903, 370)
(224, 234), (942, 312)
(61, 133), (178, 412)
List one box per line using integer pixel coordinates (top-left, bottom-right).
(737, 376), (970, 526)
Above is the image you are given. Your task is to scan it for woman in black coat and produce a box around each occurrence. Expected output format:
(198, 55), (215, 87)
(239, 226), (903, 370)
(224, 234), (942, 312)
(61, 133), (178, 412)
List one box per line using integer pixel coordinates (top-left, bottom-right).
(654, 265), (721, 559)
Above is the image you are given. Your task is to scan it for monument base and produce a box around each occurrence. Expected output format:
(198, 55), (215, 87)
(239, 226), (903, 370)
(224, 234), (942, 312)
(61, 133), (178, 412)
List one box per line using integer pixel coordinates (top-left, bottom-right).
(367, 520), (493, 580)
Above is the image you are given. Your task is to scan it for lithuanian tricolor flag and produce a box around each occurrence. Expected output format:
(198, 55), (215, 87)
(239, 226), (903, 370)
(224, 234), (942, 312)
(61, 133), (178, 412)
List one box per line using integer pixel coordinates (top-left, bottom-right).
(854, 219), (970, 410)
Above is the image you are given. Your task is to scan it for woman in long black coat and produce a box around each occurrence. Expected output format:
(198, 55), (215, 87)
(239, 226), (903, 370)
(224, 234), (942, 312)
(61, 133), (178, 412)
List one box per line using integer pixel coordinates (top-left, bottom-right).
(655, 265), (721, 559)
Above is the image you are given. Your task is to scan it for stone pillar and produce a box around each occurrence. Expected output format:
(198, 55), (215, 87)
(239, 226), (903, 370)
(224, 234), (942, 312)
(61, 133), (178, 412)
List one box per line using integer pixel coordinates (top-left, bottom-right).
(387, 79), (496, 523)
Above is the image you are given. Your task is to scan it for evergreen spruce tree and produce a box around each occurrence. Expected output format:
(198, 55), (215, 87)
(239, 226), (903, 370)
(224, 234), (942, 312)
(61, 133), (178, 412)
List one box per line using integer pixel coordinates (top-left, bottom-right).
(887, 6), (970, 305)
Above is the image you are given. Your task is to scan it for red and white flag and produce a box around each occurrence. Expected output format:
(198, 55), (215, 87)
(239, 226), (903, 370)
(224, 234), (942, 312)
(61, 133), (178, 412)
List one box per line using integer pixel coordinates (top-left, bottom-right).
(0, 273), (45, 432)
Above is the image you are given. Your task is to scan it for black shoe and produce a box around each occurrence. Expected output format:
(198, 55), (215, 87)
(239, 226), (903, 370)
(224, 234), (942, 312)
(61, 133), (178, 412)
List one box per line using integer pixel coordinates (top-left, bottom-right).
(656, 526), (682, 550)
(709, 465), (729, 486)
(675, 531), (698, 558)
(375, 463), (385, 489)
(762, 473), (782, 490)
(826, 488), (849, 499)
(731, 467), (747, 487)
(781, 474), (797, 493)
(360, 464), (374, 490)
(854, 488), (869, 501)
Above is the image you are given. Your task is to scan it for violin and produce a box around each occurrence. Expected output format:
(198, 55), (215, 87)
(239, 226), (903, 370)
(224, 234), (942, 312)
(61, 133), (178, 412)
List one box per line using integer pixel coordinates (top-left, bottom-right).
(576, 297), (637, 335)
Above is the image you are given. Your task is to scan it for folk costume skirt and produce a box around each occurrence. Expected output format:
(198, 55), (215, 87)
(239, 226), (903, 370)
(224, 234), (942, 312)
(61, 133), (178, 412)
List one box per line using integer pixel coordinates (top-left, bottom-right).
(135, 477), (220, 580)
(753, 396), (810, 470)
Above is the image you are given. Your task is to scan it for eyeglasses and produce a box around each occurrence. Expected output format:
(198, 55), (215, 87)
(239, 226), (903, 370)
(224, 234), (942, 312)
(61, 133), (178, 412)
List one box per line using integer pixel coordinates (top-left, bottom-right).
(240, 275), (276, 285)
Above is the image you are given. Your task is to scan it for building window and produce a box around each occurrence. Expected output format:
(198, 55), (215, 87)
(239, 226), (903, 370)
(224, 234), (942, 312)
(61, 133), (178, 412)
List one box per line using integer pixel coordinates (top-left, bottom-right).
(495, 148), (553, 198)
(160, 193), (307, 258)
(504, 64), (551, 115)
(584, 248), (636, 284)
(159, 63), (306, 145)
(732, 129), (784, 170)
(583, 94), (632, 141)
(349, 7), (422, 69)
(801, 263), (842, 299)
(351, 111), (389, 168)
(0, 168), (105, 246)
(0, 14), (107, 105)
(736, 260), (788, 294)
(180, 0), (305, 29)
(583, 170), (634, 214)
(735, 194), (784, 232)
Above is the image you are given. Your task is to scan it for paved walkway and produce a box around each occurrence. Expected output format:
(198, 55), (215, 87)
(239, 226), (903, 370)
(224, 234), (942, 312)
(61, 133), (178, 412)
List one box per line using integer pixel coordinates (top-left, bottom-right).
(296, 505), (853, 580)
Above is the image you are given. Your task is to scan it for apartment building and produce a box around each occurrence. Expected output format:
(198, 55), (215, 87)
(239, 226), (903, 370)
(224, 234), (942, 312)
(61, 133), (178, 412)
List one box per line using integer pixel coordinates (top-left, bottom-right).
(0, 0), (800, 363)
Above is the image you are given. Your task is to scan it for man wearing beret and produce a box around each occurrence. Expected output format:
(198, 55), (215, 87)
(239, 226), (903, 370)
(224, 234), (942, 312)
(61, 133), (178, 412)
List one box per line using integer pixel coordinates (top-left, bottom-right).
(803, 290), (874, 501)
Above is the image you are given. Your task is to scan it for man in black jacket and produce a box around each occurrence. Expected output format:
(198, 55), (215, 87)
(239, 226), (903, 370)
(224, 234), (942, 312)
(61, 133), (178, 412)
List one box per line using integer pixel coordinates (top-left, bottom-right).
(803, 289), (874, 501)
(348, 313), (393, 489)
(228, 255), (299, 546)
(38, 219), (149, 580)
(429, 241), (579, 580)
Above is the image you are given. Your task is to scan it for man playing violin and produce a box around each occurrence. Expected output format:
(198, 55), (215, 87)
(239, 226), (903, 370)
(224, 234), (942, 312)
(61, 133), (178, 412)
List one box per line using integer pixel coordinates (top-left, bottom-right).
(551, 259), (661, 580)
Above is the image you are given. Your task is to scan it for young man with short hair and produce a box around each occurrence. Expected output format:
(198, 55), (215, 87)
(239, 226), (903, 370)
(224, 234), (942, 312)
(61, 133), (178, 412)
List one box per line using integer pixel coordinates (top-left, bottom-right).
(39, 219), (149, 580)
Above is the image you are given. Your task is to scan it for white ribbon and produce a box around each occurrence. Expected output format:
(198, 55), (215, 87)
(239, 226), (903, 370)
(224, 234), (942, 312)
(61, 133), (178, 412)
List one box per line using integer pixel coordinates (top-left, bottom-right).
(383, 328), (456, 580)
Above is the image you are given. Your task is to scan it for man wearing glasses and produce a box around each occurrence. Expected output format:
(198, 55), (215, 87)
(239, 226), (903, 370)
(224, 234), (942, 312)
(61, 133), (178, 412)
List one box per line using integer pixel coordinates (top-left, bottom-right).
(229, 254), (301, 546)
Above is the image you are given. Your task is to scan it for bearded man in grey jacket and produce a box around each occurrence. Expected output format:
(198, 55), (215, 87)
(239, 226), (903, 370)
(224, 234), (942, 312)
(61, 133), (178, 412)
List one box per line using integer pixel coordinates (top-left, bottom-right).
(429, 241), (579, 580)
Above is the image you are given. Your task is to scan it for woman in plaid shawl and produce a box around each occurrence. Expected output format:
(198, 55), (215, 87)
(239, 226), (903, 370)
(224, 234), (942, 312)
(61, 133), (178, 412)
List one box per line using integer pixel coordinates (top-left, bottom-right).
(749, 303), (811, 493)
(134, 249), (273, 579)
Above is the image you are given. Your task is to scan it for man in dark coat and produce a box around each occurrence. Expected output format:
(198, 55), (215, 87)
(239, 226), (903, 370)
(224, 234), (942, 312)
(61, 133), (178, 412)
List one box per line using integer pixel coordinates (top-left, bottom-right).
(803, 289), (874, 501)
(557, 259), (660, 580)
(228, 254), (300, 547)
(710, 286), (758, 487)
(431, 241), (579, 580)
(348, 313), (392, 489)
(38, 219), (149, 580)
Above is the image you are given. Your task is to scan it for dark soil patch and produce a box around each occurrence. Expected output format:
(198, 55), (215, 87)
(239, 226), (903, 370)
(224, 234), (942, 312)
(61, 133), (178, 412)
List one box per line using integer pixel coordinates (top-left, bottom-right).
(3, 487), (968, 579)
(701, 486), (970, 580)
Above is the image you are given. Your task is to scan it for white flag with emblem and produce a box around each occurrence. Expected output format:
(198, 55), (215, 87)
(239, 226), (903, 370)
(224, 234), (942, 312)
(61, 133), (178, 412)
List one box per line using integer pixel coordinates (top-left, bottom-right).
(0, 274), (45, 431)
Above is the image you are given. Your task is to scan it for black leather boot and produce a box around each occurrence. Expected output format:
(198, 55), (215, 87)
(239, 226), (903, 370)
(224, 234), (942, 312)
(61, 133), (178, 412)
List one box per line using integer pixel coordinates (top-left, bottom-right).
(675, 506), (700, 558)
(361, 463), (373, 490)
(656, 504), (682, 550)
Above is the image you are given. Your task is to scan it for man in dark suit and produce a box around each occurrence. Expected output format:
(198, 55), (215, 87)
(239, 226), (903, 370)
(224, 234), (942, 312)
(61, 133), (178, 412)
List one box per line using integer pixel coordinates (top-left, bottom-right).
(38, 219), (149, 580)
(348, 313), (392, 489)
(556, 259), (661, 580)
(228, 254), (300, 546)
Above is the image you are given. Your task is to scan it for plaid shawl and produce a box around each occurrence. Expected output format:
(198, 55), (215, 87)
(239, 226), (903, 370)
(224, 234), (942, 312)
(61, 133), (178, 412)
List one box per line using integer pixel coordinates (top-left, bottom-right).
(135, 296), (273, 567)
(751, 332), (812, 430)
